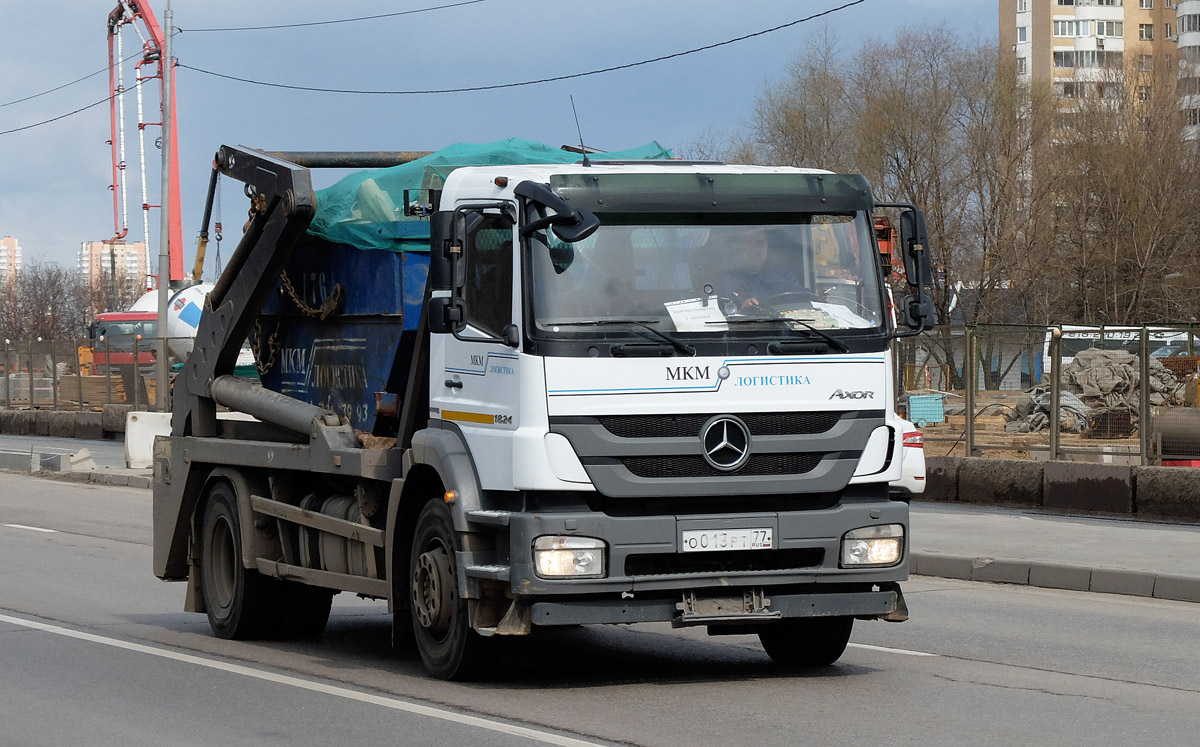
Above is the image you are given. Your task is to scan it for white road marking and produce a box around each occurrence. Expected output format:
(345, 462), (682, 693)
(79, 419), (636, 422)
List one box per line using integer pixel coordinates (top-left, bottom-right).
(0, 612), (604, 747)
(848, 642), (939, 657)
(3, 524), (58, 533)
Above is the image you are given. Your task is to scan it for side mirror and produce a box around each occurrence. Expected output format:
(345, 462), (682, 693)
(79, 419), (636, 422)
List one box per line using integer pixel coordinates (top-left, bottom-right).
(429, 211), (455, 291)
(427, 296), (465, 334)
(501, 323), (520, 348)
(898, 209), (934, 288)
(900, 293), (936, 330)
(877, 202), (936, 333)
(514, 180), (600, 243)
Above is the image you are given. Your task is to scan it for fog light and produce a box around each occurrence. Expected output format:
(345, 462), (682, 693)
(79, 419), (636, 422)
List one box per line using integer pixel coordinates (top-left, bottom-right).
(533, 536), (606, 578)
(840, 524), (904, 567)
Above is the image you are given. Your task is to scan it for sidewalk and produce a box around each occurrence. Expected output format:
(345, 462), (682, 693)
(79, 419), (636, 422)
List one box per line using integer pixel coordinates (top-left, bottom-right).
(911, 501), (1200, 603)
(3, 435), (1198, 603)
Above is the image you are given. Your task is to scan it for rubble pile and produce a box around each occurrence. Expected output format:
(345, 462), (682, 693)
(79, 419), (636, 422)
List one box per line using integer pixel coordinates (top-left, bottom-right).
(1005, 349), (1180, 435)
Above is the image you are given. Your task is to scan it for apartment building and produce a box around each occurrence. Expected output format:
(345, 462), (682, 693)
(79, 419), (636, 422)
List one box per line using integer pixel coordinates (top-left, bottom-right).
(1179, 0), (1200, 137)
(77, 240), (149, 291)
(1000, 0), (1190, 124)
(0, 236), (21, 284)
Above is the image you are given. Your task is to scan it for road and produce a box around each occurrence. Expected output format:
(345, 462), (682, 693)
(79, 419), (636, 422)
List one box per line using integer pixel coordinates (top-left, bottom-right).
(2, 472), (1198, 747)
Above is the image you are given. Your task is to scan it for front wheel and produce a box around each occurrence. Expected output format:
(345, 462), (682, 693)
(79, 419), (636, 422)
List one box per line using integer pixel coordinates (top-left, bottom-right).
(758, 616), (854, 668)
(409, 500), (487, 680)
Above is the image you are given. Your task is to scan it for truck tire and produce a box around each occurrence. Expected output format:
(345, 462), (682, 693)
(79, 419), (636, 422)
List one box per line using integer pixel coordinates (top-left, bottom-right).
(758, 616), (854, 668)
(198, 481), (275, 639)
(409, 500), (486, 680)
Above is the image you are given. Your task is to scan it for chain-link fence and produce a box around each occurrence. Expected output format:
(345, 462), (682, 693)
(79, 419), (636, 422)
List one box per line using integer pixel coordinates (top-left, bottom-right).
(895, 325), (1200, 465)
(5, 327), (1199, 464)
(0, 336), (205, 412)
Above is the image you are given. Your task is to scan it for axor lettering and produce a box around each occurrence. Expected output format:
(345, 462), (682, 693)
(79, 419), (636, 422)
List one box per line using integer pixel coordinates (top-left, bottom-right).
(829, 389), (874, 400)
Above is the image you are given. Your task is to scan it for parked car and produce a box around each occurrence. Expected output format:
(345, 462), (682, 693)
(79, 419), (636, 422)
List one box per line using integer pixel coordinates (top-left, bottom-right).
(889, 417), (926, 498)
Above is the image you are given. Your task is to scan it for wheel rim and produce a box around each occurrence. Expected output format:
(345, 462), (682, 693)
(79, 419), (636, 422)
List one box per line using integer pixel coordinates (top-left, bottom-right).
(412, 539), (454, 639)
(207, 514), (236, 610)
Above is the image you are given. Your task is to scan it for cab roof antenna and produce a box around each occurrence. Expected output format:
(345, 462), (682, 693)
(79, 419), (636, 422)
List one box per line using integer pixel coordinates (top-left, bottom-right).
(570, 95), (591, 167)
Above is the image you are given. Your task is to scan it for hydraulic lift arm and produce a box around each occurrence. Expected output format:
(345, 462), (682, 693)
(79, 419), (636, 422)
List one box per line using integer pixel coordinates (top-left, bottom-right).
(172, 146), (317, 438)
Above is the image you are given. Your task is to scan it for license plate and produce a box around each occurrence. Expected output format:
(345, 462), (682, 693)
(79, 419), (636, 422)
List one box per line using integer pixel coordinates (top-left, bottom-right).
(681, 528), (773, 553)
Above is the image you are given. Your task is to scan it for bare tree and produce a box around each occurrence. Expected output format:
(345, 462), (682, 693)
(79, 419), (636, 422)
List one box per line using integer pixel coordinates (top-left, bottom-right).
(751, 28), (857, 172)
(1044, 61), (1200, 325)
(0, 262), (92, 341)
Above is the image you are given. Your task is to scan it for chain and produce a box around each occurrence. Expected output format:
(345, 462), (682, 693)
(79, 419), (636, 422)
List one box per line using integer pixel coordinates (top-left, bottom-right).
(279, 269), (345, 320)
(250, 316), (281, 375)
(242, 187), (269, 234)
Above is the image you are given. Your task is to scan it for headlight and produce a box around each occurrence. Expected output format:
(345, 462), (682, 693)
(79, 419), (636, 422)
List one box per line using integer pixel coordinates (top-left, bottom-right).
(840, 524), (904, 567)
(533, 536), (607, 578)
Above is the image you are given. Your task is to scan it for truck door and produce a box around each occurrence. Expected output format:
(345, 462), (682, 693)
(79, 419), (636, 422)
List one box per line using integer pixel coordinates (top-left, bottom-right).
(429, 211), (521, 490)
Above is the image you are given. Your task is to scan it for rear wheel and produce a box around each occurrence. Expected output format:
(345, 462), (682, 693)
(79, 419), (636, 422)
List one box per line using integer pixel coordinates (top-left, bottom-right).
(409, 500), (487, 680)
(758, 616), (854, 668)
(198, 481), (274, 639)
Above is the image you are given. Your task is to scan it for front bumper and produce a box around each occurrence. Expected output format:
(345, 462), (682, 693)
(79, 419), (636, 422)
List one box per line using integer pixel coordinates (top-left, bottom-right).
(530, 585), (907, 627)
(461, 493), (909, 626)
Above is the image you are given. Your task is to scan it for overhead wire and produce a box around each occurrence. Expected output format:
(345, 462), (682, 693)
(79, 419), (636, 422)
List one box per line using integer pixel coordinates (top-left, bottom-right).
(0, 77), (149, 137)
(177, 0), (867, 96)
(0, 0), (868, 135)
(176, 0), (488, 32)
(0, 53), (143, 109)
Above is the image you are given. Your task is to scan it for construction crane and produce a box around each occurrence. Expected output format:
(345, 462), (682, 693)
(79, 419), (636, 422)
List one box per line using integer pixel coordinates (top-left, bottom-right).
(107, 1), (184, 291)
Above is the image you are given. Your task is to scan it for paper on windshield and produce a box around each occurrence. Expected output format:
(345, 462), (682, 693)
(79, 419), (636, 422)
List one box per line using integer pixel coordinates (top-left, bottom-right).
(811, 302), (872, 328)
(665, 297), (727, 331)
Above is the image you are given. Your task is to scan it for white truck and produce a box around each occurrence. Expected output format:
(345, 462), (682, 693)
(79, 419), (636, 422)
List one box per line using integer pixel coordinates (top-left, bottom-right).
(152, 144), (935, 679)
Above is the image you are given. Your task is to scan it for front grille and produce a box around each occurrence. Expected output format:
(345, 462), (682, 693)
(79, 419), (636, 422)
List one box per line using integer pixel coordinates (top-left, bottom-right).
(625, 548), (824, 576)
(597, 411), (844, 439)
(623, 452), (823, 478)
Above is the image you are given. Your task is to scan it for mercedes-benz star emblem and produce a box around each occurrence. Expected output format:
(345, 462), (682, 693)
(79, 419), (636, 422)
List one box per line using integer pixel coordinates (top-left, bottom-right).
(701, 415), (751, 472)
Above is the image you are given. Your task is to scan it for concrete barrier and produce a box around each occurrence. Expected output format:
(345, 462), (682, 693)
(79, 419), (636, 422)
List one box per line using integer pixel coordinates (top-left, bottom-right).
(75, 412), (104, 441)
(102, 404), (135, 433)
(957, 456), (1043, 507)
(125, 411), (171, 469)
(1133, 466), (1200, 521)
(923, 456), (959, 502)
(0, 450), (38, 472)
(1043, 462), (1133, 514)
(37, 411), (78, 439)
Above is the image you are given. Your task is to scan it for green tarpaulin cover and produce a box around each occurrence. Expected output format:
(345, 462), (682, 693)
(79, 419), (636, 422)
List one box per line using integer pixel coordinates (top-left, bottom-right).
(307, 137), (672, 252)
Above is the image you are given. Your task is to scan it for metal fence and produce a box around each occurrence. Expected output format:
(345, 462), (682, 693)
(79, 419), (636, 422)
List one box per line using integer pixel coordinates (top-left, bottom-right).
(5, 327), (1199, 466)
(895, 325), (1200, 465)
(0, 336), (203, 412)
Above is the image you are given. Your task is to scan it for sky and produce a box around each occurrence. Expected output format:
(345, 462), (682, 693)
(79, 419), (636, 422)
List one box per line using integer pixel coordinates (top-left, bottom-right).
(0, 0), (996, 279)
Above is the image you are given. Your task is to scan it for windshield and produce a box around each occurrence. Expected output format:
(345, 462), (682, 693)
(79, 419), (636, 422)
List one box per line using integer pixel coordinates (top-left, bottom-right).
(528, 214), (884, 341)
(94, 321), (157, 339)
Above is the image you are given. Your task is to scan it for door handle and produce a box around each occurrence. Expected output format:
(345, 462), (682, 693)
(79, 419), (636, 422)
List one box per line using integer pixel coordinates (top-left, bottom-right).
(444, 379), (463, 389)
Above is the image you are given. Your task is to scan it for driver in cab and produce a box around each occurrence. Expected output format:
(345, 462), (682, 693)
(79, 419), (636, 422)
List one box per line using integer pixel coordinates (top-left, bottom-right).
(728, 228), (810, 310)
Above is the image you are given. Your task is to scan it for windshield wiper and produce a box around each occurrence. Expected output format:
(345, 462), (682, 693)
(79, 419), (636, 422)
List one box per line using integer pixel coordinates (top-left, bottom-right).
(712, 317), (848, 353)
(541, 318), (696, 356)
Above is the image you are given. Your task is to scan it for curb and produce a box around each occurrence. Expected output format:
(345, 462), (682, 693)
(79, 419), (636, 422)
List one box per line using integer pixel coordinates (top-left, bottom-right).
(1, 466), (152, 490)
(912, 552), (1200, 604)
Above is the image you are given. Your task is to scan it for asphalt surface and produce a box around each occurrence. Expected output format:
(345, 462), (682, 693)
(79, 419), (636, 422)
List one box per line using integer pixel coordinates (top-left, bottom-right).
(2, 434), (1198, 603)
(4, 474), (1200, 747)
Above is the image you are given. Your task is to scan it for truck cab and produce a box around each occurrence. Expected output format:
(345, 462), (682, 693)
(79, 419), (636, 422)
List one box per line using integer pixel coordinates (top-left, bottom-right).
(88, 310), (158, 374)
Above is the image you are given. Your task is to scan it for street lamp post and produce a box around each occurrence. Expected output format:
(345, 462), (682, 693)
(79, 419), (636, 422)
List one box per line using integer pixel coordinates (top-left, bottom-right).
(156, 0), (174, 412)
